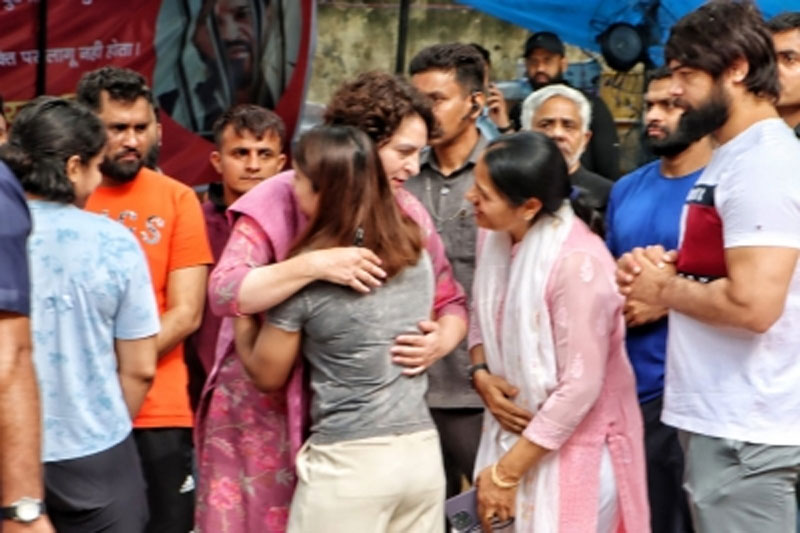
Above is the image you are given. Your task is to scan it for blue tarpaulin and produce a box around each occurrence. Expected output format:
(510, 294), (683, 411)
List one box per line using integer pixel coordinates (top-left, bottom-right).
(455, 0), (800, 65)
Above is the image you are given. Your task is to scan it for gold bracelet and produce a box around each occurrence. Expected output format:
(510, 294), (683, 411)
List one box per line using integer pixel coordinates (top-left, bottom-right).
(490, 462), (520, 489)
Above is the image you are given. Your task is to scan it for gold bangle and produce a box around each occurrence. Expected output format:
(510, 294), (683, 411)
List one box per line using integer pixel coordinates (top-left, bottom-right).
(490, 462), (520, 489)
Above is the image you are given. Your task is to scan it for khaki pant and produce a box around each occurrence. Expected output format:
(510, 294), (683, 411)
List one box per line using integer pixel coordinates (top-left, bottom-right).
(288, 429), (445, 533)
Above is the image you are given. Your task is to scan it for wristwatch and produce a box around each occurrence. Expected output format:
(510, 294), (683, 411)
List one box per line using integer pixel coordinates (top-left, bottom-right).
(1, 497), (44, 523)
(468, 362), (490, 383)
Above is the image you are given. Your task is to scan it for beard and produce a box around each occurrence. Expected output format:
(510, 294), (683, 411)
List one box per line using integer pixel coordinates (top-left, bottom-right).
(674, 81), (730, 142)
(646, 123), (697, 158)
(100, 143), (160, 183)
(222, 40), (254, 89)
(528, 70), (564, 90)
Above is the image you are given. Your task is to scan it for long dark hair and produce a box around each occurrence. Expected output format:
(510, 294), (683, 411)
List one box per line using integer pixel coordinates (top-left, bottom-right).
(0, 97), (106, 204)
(482, 131), (604, 235)
(291, 125), (423, 278)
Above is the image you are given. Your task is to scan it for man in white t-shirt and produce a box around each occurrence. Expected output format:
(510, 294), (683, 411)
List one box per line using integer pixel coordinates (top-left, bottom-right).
(617, 2), (800, 532)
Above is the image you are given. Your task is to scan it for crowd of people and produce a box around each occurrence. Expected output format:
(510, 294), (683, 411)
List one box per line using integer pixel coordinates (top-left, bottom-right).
(1, 1), (800, 532)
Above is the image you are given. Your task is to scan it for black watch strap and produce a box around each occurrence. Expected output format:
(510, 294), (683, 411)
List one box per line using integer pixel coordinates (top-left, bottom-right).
(1, 497), (44, 523)
(468, 362), (490, 381)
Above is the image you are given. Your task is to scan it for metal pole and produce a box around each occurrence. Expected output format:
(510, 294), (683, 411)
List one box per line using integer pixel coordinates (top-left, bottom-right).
(35, 0), (48, 96)
(394, 0), (410, 74)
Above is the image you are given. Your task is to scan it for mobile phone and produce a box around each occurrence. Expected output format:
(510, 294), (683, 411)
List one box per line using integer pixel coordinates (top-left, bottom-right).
(445, 488), (514, 532)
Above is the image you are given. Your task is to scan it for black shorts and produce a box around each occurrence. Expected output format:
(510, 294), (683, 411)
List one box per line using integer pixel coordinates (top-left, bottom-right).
(134, 428), (195, 533)
(45, 433), (148, 533)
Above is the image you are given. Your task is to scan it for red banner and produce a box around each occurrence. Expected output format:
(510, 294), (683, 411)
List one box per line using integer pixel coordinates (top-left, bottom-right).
(0, 0), (315, 186)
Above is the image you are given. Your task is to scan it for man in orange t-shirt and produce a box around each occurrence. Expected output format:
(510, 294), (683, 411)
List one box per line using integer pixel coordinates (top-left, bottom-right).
(78, 66), (212, 533)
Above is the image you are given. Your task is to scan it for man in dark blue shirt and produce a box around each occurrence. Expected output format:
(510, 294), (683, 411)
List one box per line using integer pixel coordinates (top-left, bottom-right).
(0, 159), (53, 532)
(605, 67), (711, 533)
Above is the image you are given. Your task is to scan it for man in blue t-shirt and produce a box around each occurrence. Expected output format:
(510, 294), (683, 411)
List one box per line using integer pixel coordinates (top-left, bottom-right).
(0, 161), (54, 532)
(605, 67), (712, 533)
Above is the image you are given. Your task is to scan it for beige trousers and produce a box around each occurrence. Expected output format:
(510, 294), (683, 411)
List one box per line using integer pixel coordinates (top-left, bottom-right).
(287, 429), (446, 533)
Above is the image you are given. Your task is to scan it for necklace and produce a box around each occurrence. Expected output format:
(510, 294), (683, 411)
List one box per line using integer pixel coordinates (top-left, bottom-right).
(424, 175), (469, 223)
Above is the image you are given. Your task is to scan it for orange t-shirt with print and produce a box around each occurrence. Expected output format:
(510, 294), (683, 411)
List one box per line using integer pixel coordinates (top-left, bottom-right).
(86, 167), (212, 428)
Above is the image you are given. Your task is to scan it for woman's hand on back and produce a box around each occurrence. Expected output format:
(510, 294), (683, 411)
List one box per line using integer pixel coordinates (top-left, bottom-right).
(473, 371), (533, 434)
(308, 247), (386, 293)
(391, 320), (445, 376)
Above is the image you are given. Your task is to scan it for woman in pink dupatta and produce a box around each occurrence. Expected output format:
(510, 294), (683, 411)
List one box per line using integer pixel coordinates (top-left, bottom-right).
(194, 72), (468, 533)
(467, 132), (649, 533)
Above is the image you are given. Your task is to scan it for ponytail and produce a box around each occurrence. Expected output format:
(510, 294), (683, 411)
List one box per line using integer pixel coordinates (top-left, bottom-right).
(0, 140), (34, 180)
(569, 186), (605, 238)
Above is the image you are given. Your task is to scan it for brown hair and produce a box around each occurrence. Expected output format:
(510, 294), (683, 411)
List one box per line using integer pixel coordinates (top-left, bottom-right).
(291, 125), (423, 278)
(323, 71), (438, 146)
(665, 0), (779, 101)
(212, 103), (286, 148)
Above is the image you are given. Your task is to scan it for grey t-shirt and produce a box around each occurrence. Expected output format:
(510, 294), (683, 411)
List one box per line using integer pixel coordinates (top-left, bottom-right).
(269, 251), (435, 445)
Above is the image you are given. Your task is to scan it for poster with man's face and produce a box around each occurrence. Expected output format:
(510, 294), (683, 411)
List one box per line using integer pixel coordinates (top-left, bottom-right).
(0, 0), (315, 185)
(154, 0), (304, 138)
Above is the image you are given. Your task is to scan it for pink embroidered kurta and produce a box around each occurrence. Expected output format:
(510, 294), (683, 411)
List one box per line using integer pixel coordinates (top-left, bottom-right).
(469, 221), (650, 532)
(194, 170), (467, 533)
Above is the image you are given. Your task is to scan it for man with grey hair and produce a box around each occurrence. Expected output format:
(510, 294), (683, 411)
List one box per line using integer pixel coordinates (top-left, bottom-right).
(523, 83), (612, 211)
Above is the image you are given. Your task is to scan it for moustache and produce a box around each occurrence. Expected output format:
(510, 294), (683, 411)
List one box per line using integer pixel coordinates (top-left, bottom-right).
(223, 39), (251, 52)
(673, 97), (692, 111)
(646, 123), (668, 137)
(114, 148), (142, 160)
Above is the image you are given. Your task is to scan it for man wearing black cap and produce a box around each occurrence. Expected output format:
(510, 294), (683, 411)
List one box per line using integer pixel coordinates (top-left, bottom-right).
(501, 31), (621, 180)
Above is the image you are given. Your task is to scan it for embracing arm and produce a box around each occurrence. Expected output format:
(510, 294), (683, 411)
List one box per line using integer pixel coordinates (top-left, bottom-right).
(209, 215), (386, 317)
(236, 319), (301, 392)
(237, 248), (386, 315)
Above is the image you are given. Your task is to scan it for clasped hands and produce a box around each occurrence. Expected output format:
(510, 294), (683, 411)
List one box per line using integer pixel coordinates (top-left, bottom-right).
(616, 245), (678, 322)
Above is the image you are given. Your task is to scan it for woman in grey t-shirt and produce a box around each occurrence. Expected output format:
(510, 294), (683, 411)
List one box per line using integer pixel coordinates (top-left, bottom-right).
(235, 125), (445, 532)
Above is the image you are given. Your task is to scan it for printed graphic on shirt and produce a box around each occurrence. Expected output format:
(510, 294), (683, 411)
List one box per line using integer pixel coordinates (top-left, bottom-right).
(98, 209), (165, 246)
(676, 184), (726, 283)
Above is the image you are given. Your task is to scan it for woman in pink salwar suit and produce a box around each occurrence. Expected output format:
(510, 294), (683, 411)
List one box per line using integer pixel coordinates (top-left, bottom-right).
(467, 132), (649, 533)
(193, 72), (468, 533)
